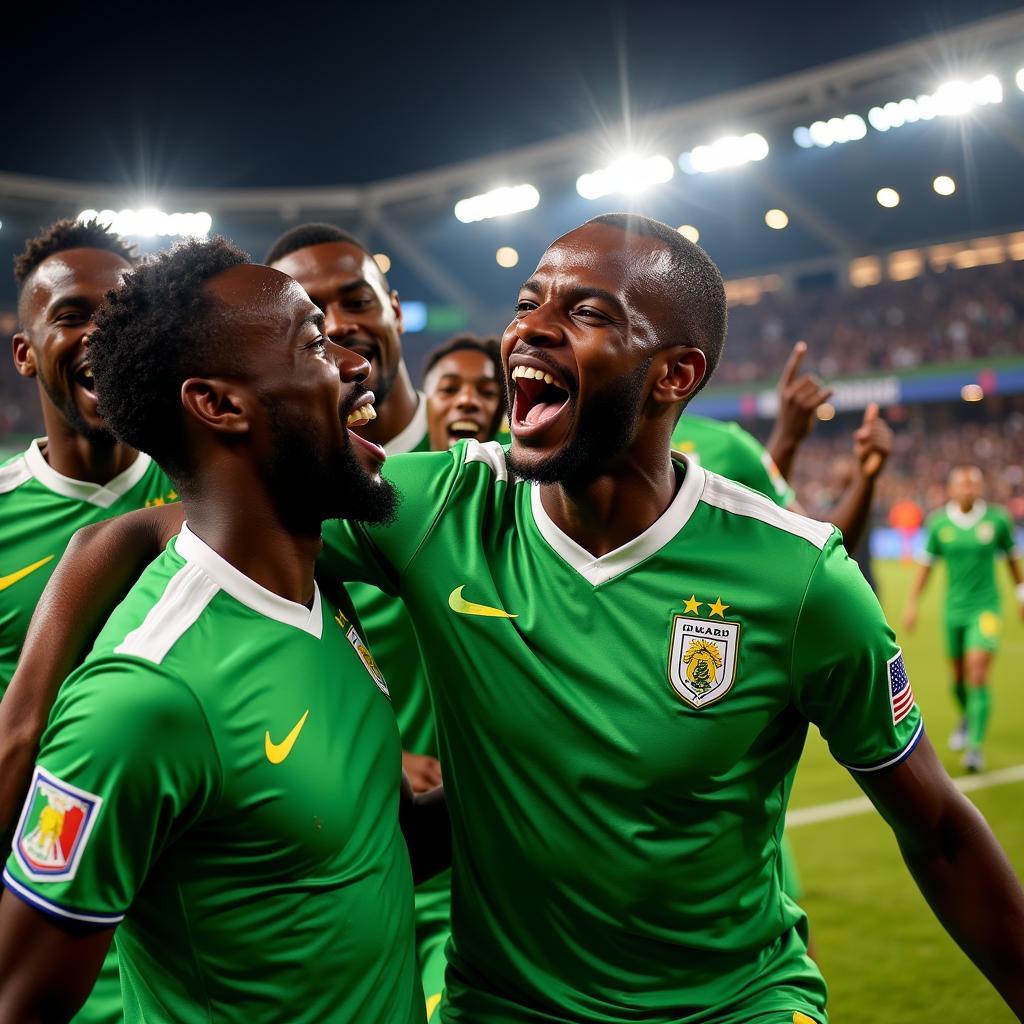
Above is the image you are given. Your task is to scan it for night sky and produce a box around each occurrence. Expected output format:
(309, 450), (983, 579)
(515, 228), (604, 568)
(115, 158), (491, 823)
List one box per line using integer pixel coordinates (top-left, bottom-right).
(4, 0), (1022, 189)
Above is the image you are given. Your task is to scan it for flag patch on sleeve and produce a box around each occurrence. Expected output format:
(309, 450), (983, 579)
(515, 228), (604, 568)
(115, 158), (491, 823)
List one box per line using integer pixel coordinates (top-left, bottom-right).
(888, 650), (915, 726)
(13, 767), (102, 883)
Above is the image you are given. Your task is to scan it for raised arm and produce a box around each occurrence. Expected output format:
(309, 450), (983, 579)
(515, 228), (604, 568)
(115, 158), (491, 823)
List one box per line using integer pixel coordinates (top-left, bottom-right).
(0, 895), (113, 1024)
(766, 341), (834, 480)
(826, 403), (893, 551)
(0, 502), (184, 833)
(856, 734), (1024, 1016)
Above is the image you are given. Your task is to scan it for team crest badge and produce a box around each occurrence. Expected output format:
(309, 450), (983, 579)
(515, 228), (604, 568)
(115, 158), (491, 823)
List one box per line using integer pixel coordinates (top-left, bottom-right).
(976, 522), (995, 543)
(668, 615), (740, 708)
(345, 624), (390, 697)
(14, 767), (101, 882)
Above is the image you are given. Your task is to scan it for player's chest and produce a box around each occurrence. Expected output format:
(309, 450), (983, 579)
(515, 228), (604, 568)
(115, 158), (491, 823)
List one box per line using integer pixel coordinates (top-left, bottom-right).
(413, 544), (801, 782)
(195, 622), (400, 870)
(941, 521), (998, 557)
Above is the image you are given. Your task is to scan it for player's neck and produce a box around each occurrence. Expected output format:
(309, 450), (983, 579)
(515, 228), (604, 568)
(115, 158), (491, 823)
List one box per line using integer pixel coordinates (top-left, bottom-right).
(183, 488), (321, 608)
(364, 363), (419, 447)
(39, 407), (139, 485)
(539, 453), (679, 558)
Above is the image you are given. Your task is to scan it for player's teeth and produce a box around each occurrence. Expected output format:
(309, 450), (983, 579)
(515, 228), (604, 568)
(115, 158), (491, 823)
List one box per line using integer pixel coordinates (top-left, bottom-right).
(346, 404), (377, 426)
(543, 373), (554, 384)
(450, 420), (479, 431)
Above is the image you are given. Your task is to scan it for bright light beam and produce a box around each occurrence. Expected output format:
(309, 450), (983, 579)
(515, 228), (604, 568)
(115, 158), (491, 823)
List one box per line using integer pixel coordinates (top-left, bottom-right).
(576, 155), (674, 200)
(454, 184), (540, 224)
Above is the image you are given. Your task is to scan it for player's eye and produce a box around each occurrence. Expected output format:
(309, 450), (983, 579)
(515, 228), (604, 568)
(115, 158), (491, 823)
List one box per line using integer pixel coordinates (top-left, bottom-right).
(515, 299), (538, 315)
(304, 336), (329, 357)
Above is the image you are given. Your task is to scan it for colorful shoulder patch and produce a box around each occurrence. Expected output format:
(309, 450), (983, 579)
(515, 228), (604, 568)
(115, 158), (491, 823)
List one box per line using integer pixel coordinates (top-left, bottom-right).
(888, 650), (915, 726)
(13, 766), (102, 883)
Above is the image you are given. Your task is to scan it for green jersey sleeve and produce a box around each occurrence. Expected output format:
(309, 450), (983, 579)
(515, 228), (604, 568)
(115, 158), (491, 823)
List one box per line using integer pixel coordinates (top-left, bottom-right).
(921, 513), (943, 562)
(996, 508), (1018, 555)
(319, 448), (462, 595)
(791, 535), (923, 772)
(727, 423), (795, 508)
(3, 659), (219, 928)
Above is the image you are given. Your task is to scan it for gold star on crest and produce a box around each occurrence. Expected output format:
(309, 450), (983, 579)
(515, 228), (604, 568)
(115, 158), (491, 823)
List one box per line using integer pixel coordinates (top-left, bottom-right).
(708, 596), (730, 618)
(683, 594), (702, 614)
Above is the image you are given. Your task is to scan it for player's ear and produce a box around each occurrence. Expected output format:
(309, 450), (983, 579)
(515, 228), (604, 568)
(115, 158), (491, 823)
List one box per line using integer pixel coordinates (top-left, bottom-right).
(651, 345), (706, 408)
(180, 377), (252, 436)
(390, 290), (404, 336)
(11, 332), (37, 378)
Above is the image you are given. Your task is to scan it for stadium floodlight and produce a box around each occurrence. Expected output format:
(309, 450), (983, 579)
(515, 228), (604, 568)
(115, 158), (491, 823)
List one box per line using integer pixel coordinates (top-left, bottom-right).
(933, 175), (956, 196)
(495, 246), (519, 268)
(678, 134), (768, 174)
(78, 208), (212, 238)
(867, 74), (1003, 133)
(576, 155), (674, 199)
(677, 224), (700, 243)
(876, 187), (900, 208)
(961, 383), (984, 402)
(796, 113), (867, 149)
(453, 184), (540, 224)
(764, 208), (789, 230)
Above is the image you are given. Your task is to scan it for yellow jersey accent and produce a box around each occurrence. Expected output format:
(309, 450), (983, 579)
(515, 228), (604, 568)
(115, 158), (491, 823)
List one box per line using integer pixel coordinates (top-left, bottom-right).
(793, 1013), (818, 1024)
(708, 596), (730, 618)
(0, 555), (55, 592)
(448, 585), (517, 619)
(425, 993), (442, 1020)
(683, 594), (702, 614)
(264, 709), (310, 764)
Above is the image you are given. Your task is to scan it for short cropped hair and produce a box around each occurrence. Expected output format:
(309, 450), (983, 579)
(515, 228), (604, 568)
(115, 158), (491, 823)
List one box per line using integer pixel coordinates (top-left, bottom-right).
(423, 334), (502, 380)
(15, 218), (136, 289)
(264, 223), (371, 266)
(586, 213), (727, 395)
(88, 236), (250, 482)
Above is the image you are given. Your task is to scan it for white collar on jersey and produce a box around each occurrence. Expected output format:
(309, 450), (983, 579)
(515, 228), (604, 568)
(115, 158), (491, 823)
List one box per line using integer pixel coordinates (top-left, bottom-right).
(530, 454), (706, 587)
(24, 437), (153, 509)
(383, 390), (428, 455)
(176, 522), (324, 638)
(946, 500), (987, 530)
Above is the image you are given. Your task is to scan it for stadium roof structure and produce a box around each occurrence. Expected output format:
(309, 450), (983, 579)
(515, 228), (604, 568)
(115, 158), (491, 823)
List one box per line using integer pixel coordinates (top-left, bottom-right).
(4, 8), (1024, 342)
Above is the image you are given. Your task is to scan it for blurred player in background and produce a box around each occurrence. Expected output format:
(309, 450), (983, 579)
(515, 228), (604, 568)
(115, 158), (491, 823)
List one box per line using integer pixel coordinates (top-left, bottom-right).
(0, 218), (178, 1024)
(904, 465), (1024, 771)
(423, 335), (504, 451)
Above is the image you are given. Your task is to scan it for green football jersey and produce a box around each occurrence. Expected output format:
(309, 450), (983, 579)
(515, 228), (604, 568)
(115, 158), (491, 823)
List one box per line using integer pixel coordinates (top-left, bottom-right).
(320, 440), (922, 1024)
(0, 438), (176, 693)
(672, 414), (795, 507)
(921, 501), (1017, 622)
(4, 524), (422, 1024)
(344, 398), (435, 757)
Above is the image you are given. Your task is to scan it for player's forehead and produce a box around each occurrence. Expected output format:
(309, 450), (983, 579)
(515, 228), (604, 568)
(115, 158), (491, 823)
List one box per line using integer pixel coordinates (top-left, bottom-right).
(25, 248), (132, 312)
(949, 466), (982, 485)
(205, 264), (318, 335)
(433, 349), (497, 380)
(530, 223), (675, 325)
(272, 241), (378, 295)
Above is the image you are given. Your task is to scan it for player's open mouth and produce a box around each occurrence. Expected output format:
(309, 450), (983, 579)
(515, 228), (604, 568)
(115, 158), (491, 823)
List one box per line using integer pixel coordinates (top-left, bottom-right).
(71, 361), (96, 397)
(446, 419), (483, 445)
(510, 362), (571, 437)
(346, 399), (386, 463)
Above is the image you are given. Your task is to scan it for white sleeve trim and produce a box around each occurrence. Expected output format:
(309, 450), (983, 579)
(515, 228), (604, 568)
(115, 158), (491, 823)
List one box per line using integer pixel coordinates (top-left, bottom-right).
(2, 868), (124, 927)
(838, 718), (924, 774)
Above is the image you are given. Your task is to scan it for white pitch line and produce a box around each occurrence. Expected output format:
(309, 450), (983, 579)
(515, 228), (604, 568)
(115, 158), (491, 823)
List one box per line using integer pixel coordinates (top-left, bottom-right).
(786, 763), (1024, 828)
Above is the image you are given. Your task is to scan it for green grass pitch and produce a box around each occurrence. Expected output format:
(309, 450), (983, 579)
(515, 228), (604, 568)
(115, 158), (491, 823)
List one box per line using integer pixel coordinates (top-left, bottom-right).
(788, 559), (1024, 1023)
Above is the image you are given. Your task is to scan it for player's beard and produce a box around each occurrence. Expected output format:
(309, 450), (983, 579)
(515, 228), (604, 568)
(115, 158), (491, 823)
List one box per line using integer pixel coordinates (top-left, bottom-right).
(507, 358), (651, 485)
(261, 396), (397, 537)
(38, 371), (117, 447)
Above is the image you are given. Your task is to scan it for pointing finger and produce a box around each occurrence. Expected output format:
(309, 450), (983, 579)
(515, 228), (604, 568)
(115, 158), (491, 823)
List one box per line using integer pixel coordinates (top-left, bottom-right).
(780, 341), (807, 387)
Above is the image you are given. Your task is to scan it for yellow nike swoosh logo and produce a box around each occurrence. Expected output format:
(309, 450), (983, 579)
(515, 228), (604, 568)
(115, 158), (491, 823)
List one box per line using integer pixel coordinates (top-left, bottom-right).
(448, 585), (517, 619)
(265, 709), (310, 764)
(0, 555), (55, 592)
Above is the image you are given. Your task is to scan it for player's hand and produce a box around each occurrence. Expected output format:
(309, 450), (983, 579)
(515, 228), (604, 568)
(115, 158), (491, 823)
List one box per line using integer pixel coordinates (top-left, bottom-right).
(853, 403), (893, 479)
(903, 604), (918, 633)
(774, 341), (834, 445)
(402, 751), (443, 793)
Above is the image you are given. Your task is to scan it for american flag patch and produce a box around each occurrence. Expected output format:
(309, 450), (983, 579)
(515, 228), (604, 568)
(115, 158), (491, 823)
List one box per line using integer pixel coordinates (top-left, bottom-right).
(888, 650), (914, 725)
